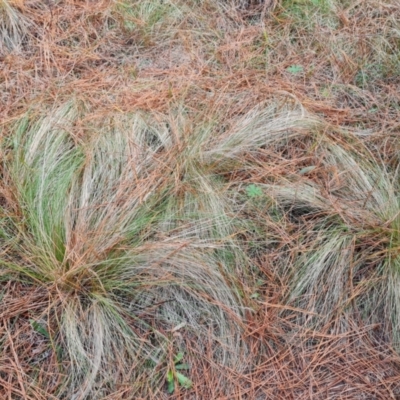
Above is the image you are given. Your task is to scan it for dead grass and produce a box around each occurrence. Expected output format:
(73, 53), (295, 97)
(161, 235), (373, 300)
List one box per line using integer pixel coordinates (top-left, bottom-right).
(1, 0), (400, 398)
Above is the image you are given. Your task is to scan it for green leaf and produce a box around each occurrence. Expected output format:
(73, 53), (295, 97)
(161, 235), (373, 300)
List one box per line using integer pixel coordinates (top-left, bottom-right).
(176, 372), (192, 389)
(299, 166), (316, 175)
(174, 352), (185, 364)
(167, 370), (175, 393)
(246, 184), (263, 198)
(167, 379), (175, 394)
(287, 64), (303, 74)
(30, 319), (50, 339)
(250, 292), (260, 299)
(175, 363), (190, 370)
(55, 345), (63, 362)
(166, 370), (174, 383)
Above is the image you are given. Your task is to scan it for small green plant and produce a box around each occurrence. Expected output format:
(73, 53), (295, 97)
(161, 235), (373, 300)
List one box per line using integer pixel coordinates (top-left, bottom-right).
(286, 64), (303, 74)
(246, 184), (263, 198)
(166, 351), (192, 394)
(30, 319), (50, 339)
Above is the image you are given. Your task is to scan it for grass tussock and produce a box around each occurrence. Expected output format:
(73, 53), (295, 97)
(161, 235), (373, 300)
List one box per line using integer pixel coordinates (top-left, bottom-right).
(1, 102), (261, 397)
(260, 133), (400, 342)
(0, 0), (30, 52)
(1, 0), (400, 398)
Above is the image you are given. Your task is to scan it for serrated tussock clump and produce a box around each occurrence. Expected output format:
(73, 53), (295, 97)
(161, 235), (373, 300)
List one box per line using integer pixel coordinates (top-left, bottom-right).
(0, 99), (314, 397)
(260, 131), (400, 347)
(0, 0), (31, 53)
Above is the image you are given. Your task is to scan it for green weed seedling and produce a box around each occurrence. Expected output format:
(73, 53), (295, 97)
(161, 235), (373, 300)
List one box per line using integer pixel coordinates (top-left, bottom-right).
(166, 351), (192, 394)
(286, 64), (303, 74)
(246, 184), (263, 198)
(30, 319), (50, 339)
